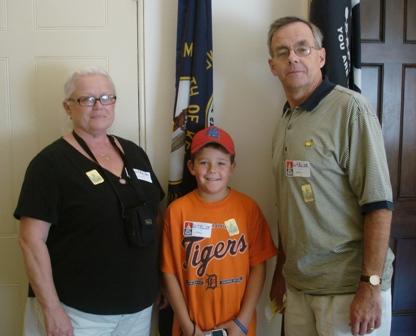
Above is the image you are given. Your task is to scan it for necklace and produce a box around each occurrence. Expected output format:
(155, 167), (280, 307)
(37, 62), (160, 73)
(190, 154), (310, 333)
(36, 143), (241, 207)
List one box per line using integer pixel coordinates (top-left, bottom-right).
(72, 131), (127, 185)
(118, 167), (128, 184)
(93, 143), (113, 162)
(97, 153), (111, 161)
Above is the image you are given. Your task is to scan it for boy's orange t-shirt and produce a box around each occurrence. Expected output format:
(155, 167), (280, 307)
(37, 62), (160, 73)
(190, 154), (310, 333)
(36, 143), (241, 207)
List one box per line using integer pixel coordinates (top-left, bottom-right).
(161, 189), (277, 335)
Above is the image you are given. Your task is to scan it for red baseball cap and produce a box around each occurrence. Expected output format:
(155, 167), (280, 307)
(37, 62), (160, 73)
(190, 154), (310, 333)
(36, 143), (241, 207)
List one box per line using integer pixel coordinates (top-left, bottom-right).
(190, 126), (235, 155)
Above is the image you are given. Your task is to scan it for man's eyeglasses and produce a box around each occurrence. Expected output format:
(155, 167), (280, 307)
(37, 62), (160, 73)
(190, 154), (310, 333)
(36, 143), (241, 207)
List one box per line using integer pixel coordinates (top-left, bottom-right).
(68, 94), (117, 107)
(273, 43), (320, 59)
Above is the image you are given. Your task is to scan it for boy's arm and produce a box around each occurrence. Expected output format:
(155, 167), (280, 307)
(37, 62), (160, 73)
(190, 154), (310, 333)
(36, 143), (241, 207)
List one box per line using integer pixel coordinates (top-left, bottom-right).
(218, 262), (266, 335)
(237, 263), (266, 326)
(163, 272), (203, 336)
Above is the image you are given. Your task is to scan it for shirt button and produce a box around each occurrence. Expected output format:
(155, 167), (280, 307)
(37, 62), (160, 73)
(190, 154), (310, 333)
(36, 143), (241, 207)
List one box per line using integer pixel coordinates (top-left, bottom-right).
(287, 124), (292, 130)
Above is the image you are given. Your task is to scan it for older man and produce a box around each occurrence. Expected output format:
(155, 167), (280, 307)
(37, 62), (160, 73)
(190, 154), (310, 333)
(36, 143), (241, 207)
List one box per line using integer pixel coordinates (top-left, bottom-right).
(267, 16), (394, 336)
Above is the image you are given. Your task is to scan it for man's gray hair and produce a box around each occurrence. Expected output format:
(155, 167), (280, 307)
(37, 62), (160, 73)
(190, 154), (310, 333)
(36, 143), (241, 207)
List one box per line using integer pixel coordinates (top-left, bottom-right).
(267, 16), (323, 56)
(63, 67), (116, 99)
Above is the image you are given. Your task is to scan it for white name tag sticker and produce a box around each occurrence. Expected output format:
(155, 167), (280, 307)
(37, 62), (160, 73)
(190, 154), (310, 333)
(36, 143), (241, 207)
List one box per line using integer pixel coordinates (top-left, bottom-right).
(285, 160), (311, 177)
(183, 221), (212, 238)
(133, 168), (152, 183)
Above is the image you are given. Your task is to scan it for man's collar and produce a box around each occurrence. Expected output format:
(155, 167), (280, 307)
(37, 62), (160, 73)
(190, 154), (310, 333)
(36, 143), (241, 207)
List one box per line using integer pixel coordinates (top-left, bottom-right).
(283, 77), (336, 113)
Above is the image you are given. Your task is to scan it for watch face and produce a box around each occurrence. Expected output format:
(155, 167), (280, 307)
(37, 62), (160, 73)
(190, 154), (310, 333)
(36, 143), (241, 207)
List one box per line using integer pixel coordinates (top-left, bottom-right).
(369, 275), (381, 286)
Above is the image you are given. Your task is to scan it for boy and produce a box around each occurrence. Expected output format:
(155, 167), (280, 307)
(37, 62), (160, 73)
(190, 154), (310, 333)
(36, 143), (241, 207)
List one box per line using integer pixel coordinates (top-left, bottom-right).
(161, 126), (277, 335)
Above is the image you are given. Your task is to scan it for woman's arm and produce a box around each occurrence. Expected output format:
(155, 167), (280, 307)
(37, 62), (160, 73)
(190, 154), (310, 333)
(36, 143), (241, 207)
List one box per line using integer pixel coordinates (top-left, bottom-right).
(19, 217), (73, 336)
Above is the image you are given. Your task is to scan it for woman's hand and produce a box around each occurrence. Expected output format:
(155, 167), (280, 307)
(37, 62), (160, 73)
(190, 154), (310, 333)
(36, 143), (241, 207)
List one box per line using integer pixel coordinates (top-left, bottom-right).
(43, 305), (73, 336)
(155, 290), (169, 310)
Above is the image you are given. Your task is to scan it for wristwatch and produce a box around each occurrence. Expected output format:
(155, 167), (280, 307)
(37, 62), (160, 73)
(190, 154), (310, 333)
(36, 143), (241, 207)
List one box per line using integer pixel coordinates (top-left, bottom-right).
(360, 274), (382, 286)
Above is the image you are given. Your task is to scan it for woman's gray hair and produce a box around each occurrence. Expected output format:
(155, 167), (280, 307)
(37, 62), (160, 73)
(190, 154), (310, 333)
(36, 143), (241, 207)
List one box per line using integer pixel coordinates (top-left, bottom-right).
(63, 67), (116, 99)
(267, 16), (323, 56)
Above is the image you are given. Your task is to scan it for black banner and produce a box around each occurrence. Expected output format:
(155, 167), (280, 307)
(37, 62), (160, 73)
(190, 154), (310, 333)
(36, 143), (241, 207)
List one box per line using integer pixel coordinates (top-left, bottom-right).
(310, 0), (361, 92)
(168, 0), (214, 203)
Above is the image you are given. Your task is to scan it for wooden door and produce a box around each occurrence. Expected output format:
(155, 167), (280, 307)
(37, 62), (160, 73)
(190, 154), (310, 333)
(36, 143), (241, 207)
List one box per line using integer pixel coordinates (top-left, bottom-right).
(361, 0), (416, 334)
(0, 0), (140, 334)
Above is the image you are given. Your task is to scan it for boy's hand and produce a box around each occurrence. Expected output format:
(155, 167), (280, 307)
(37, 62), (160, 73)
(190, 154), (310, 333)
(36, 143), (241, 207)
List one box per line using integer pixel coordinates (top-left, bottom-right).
(194, 326), (205, 336)
(184, 323), (204, 336)
(181, 320), (205, 336)
(216, 320), (242, 336)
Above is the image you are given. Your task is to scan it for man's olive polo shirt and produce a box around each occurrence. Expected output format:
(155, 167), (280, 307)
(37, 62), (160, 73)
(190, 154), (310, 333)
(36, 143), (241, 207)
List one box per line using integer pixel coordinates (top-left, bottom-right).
(272, 79), (394, 294)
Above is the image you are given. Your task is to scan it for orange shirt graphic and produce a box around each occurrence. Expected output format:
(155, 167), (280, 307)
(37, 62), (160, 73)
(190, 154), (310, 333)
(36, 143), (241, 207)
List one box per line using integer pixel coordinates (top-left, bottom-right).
(161, 189), (277, 335)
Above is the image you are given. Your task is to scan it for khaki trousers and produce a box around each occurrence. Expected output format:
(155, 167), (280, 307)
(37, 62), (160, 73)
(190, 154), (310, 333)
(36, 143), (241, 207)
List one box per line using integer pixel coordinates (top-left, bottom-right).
(285, 287), (392, 336)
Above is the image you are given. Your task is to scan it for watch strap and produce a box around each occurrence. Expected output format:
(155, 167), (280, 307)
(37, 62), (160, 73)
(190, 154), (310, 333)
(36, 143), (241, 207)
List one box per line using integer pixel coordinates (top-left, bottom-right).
(360, 274), (382, 285)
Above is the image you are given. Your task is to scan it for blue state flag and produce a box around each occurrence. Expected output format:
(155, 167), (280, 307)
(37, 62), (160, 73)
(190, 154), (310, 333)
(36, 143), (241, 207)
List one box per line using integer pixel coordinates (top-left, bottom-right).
(168, 0), (214, 203)
(310, 0), (361, 92)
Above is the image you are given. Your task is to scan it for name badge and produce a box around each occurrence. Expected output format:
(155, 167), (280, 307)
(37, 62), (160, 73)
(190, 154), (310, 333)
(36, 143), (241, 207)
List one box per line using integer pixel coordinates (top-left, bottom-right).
(86, 169), (104, 185)
(224, 218), (239, 236)
(133, 168), (152, 183)
(285, 160), (311, 178)
(301, 183), (315, 203)
(183, 221), (212, 238)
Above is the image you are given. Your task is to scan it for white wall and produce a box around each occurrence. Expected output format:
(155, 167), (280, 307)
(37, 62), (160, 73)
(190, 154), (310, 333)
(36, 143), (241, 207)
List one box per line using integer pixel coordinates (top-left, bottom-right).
(144, 1), (308, 334)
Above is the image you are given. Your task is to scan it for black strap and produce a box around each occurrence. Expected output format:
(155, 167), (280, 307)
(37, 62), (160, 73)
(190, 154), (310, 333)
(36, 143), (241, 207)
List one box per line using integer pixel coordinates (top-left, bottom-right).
(107, 135), (137, 186)
(106, 135), (149, 203)
(72, 130), (148, 203)
(72, 130), (123, 167)
(72, 131), (131, 215)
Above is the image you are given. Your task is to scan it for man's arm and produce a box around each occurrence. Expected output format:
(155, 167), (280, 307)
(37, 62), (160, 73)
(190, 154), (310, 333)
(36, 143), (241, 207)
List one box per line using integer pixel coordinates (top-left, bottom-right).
(350, 208), (392, 335)
(269, 233), (286, 312)
(19, 217), (73, 336)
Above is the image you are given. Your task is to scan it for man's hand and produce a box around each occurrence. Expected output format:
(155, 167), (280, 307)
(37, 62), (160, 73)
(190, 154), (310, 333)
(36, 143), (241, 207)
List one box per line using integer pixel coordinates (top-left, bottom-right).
(350, 282), (382, 335)
(270, 240), (286, 314)
(269, 271), (286, 313)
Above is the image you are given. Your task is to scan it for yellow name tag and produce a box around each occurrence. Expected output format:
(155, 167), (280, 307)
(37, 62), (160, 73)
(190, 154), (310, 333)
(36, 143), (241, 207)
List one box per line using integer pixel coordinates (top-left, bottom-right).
(86, 169), (104, 185)
(224, 218), (239, 236)
(304, 139), (314, 148)
(301, 183), (314, 203)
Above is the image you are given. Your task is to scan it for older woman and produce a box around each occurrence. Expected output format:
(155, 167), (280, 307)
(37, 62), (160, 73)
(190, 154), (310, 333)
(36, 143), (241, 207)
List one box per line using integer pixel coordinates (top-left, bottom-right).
(14, 68), (164, 336)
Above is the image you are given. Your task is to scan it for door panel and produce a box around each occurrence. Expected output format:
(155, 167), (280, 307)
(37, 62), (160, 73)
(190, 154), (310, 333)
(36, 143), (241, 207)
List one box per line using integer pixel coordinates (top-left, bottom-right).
(401, 67), (416, 197)
(361, 1), (416, 335)
(0, 0), (140, 334)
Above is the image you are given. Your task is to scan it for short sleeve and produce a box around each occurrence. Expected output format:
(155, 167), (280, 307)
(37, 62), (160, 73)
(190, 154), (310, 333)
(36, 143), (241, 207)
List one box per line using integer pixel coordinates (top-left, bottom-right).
(160, 205), (177, 274)
(344, 96), (393, 210)
(247, 202), (277, 266)
(14, 152), (59, 225)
